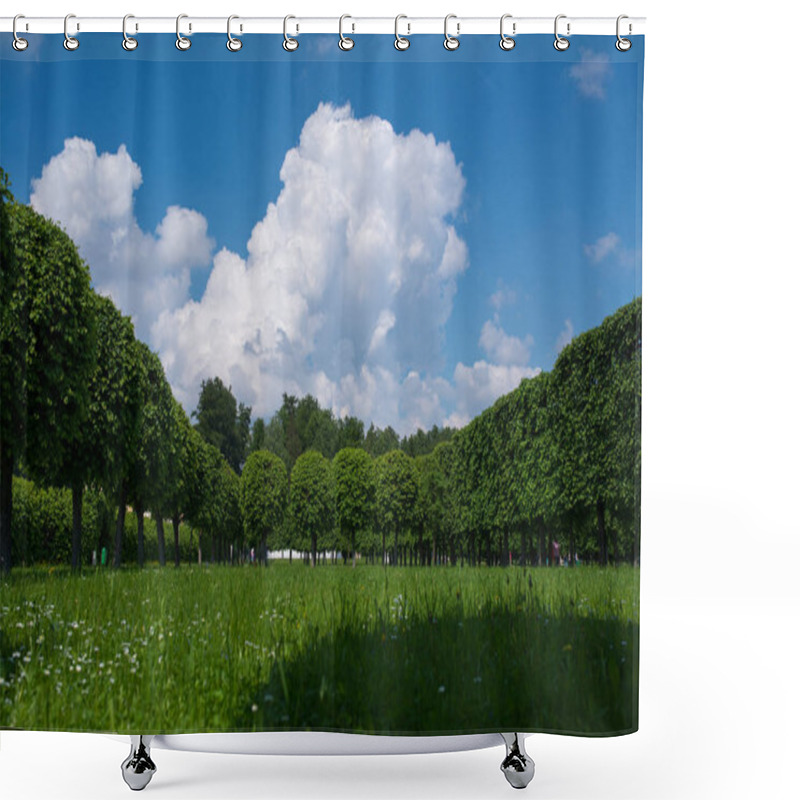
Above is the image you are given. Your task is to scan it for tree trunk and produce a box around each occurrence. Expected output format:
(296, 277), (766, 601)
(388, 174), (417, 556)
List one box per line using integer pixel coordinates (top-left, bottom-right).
(537, 519), (545, 566)
(136, 506), (145, 567)
(569, 523), (575, 567)
(0, 442), (13, 573)
(172, 516), (181, 567)
(156, 514), (166, 566)
(113, 483), (127, 569)
(597, 497), (608, 565)
(71, 482), (83, 571)
(311, 533), (317, 567)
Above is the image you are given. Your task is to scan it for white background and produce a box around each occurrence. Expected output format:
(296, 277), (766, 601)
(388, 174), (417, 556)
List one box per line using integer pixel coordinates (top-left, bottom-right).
(2, 1), (799, 798)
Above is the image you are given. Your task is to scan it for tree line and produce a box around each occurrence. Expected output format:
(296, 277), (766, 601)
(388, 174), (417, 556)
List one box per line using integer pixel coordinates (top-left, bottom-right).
(197, 379), (456, 477)
(0, 170), (640, 573)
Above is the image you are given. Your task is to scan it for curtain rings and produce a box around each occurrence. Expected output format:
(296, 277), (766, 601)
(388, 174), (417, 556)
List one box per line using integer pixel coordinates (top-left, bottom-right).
(339, 14), (354, 50)
(443, 14), (460, 51)
(554, 14), (570, 51)
(176, 14), (191, 50)
(283, 15), (298, 51)
(63, 13), (79, 50)
(616, 15), (632, 51)
(227, 15), (242, 51)
(122, 14), (138, 51)
(12, 14), (28, 51)
(394, 14), (410, 51)
(499, 14), (515, 51)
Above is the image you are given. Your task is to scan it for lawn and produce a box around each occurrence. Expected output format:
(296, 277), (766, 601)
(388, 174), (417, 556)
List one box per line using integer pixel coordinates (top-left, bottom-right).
(0, 563), (638, 735)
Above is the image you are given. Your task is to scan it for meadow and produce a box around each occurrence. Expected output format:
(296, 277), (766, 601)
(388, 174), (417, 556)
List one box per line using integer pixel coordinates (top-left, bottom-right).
(0, 564), (638, 736)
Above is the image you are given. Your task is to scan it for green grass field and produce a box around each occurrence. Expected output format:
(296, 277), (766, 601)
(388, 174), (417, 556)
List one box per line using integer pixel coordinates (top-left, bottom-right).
(0, 563), (638, 736)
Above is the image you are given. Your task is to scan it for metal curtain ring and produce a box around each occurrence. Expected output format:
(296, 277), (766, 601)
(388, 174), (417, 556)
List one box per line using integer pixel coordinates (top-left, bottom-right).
(64, 13), (79, 50)
(227, 15), (242, 51)
(283, 15), (298, 51)
(554, 14), (570, 51)
(616, 14), (632, 51)
(122, 14), (138, 51)
(394, 14), (410, 51)
(339, 14), (354, 50)
(12, 14), (28, 51)
(176, 14), (191, 50)
(499, 14), (515, 51)
(444, 14), (459, 51)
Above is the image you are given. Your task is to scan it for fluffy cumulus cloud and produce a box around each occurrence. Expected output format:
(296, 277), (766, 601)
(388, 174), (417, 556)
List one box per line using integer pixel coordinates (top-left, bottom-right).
(479, 317), (533, 366)
(568, 51), (612, 99)
(33, 109), (540, 434)
(154, 103), (480, 432)
(30, 137), (214, 338)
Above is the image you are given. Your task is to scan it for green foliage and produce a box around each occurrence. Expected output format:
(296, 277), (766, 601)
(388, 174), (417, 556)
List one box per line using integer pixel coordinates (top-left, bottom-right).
(0, 194), (98, 571)
(375, 450), (419, 563)
(289, 451), (335, 563)
(0, 200), (96, 475)
(240, 450), (288, 553)
(400, 424), (455, 457)
(332, 447), (375, 561)
(364, 424), (400, 457)
(129, 343), (179, 518)
(193, 377), (251, 474)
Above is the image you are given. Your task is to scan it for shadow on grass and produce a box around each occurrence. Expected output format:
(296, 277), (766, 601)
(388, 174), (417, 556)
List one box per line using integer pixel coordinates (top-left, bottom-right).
(239, 610), (638, 736)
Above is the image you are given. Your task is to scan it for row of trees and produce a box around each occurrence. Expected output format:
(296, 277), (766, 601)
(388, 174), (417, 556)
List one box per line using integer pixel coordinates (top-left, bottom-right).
(1, 169), (640, 572)
(235, 297), (641, 568)
(197, 380), (455, 477)
(1, 171), (244, 572)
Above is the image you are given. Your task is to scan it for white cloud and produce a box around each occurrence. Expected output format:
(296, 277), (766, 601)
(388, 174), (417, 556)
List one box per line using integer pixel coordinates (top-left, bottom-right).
(32, 113), (542, 436)
(583, 231), (636, 268)
(489, 279), (517, 311)
(30, 137), (213, 338)
(584, 232), (621, 263)
(154, 103), (470, 434)
(479, 317), (533, 366)
(556, 319), (575, 354)
(446, 362), (540, 426)
(568, 51), (612, 99)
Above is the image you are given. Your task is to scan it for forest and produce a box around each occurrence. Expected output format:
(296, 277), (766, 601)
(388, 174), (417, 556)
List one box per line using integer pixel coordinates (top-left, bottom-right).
(0, 170), (641, 574)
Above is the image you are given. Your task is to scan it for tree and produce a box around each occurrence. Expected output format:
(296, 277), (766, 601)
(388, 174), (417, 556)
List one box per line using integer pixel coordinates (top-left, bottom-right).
(416, 453), (446, 565)
(337, 416), (365, 451)
(128, 343), (179, 567)
(332, 447), (374, 566)
(58, 294), (143, 571)
(289, 451), (334, 566)
(162, 400), (196, 567)
(75, 297), (146, 570)
(1, 184), (97, 572)
(250, 417), (267, 454)
(364, 423), (400, 457)
(376, 450), (419, 566)
(240, 450), (288, 565)
(193, 377), (251, 474)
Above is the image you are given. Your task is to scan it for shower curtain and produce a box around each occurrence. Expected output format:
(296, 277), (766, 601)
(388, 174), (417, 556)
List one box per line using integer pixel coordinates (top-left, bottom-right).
(0, 27), (643, 738)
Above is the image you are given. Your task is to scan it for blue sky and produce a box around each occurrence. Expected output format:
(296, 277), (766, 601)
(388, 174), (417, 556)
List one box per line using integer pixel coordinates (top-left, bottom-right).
(1, 33), (643, 433)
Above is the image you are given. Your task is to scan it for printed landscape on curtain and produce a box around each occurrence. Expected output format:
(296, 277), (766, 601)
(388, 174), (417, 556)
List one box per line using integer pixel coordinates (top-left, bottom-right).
(0, 33), (643, 736)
